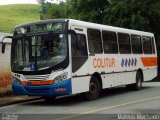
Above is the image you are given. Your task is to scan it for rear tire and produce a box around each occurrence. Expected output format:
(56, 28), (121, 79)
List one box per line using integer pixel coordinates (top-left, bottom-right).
(134, 72), (143, 90)
(84, 77), (100, 100)
(126, 71), (142, 90)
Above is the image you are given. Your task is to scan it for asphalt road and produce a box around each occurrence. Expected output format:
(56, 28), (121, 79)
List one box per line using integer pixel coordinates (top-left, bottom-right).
(0, 82), (160, 120)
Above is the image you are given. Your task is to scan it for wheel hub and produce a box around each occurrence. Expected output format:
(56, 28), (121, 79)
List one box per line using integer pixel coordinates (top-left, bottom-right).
(89, 83), (97, 94)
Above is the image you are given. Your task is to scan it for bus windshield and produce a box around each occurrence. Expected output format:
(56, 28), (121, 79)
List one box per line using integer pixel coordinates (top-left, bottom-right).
(11, 33), (67, 71)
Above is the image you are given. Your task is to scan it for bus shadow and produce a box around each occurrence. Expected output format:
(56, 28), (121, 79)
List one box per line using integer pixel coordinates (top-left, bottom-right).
(23, 94), (86, 106)
(100, 85), (153, 99)
(23, 85), (155, 107)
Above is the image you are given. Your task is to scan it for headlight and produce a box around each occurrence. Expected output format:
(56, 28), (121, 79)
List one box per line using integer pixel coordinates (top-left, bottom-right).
(54, 72), (68, 84)
(12, 77), (21, 84)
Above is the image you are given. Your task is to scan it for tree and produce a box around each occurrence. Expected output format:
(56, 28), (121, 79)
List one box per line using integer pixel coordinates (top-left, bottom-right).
(103, 0), (150, 30)
(66, 0), (110, 24)
(47, 2), (67, 19)
(148, 1), (160, 55)
(103, 0), (160, 54)
(40, 1), (67, 19)
(42, 0), (160, 54)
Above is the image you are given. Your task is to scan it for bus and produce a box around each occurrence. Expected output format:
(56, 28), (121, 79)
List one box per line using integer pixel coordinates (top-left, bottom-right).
(1, 19), (157, 100)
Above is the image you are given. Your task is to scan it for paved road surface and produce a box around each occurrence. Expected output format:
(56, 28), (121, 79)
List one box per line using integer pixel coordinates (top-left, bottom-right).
(0, 82), (160, 120)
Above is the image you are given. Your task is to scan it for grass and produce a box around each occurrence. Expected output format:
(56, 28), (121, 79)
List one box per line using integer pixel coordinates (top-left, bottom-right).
(0, 4), (40, 33)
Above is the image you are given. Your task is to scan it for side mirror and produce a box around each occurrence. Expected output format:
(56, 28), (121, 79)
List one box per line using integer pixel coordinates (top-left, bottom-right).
(2, 42), (6, 54)
(1, 36), (13, 54)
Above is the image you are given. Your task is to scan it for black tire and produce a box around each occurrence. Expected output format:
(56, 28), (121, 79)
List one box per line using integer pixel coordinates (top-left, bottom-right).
(84, 77), (100, 100)
(134, 72), (143, 90)
(126, 72), (142, 90)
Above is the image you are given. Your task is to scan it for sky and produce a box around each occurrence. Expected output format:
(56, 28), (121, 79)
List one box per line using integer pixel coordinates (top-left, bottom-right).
(0, 0), (38, 5)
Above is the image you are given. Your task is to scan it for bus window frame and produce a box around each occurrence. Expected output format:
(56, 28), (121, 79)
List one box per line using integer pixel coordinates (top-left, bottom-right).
(130, 34), (143, 54)
(102, 30), (118, 54)
(87, 28), (103, 54)
(117, 32), (131, 54)
(142, 36), (153, 54)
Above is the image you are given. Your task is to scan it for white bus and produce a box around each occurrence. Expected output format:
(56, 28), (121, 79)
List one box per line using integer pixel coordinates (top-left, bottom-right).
(2, 19), (157, 100)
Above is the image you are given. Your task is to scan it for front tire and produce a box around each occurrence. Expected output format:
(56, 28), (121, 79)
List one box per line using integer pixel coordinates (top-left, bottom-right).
(84, 77), (100, 100)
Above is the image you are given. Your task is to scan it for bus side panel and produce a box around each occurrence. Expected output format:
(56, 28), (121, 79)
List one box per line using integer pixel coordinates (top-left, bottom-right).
(102, 71), (136, 89)
(71, 76), (90, 94)
(116, 72), (136, 86)
(102, 74), (116, 88)
(140, 55), (157, 81)
(143, 68), (157, 81)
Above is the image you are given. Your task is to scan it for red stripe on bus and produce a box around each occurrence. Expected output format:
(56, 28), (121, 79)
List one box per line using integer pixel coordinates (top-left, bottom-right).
(140, 57), (157, 67)
(21, 80), (54, 86)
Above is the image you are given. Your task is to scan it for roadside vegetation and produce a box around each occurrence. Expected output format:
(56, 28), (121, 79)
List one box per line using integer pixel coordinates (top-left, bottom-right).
(40, 0), (160, 55)
(0, 4), (40, 33)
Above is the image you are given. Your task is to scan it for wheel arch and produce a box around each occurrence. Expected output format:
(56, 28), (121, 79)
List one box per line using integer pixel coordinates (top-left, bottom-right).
(91, 72), (102, 89)
(137, 68), (144, 82)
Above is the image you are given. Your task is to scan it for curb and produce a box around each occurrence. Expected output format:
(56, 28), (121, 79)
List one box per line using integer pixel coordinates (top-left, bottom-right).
(0, 96), (42, 107)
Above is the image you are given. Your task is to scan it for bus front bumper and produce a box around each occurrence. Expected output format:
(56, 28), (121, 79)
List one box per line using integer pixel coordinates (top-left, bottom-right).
(12, 79), (72, 96)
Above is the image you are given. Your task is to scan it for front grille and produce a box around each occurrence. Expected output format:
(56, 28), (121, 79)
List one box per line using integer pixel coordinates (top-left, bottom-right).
(25, 85), (50, 94)
(24, 74), (50, 80)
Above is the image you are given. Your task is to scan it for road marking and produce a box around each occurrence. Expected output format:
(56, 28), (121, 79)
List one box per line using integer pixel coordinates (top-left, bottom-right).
(55, 95), (160, 120)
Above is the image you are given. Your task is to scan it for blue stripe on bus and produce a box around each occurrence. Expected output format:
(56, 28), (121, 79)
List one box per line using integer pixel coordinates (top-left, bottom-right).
(12, 79), (72, 96)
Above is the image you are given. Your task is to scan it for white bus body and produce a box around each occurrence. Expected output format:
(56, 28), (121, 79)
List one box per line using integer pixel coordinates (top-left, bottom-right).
(69, 20), (157, 95)
(7, 19), (157, 100)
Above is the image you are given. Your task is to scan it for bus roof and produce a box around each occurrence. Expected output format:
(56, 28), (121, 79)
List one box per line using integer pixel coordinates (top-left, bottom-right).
(68, 19), (154, 37)
(15, 19), (154, 37)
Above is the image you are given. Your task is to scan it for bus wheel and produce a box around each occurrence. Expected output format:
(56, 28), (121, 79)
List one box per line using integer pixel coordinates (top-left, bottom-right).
(85, 77), (100, 100)
(134, 72), (143, 90)
(126, 72), (142, 90)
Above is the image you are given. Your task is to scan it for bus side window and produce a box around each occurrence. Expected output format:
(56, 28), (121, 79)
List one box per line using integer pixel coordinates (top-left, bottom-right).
(143, 36), (152, 54)
(102, 31), (118, 54)
(151, 37), (155, 54)
(118, 33), (131, 54)
(71, 33), (88, 73)
(131, 35), (142, 54)
(87, 29), (103, 54)
(71, 33), (88, 57)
